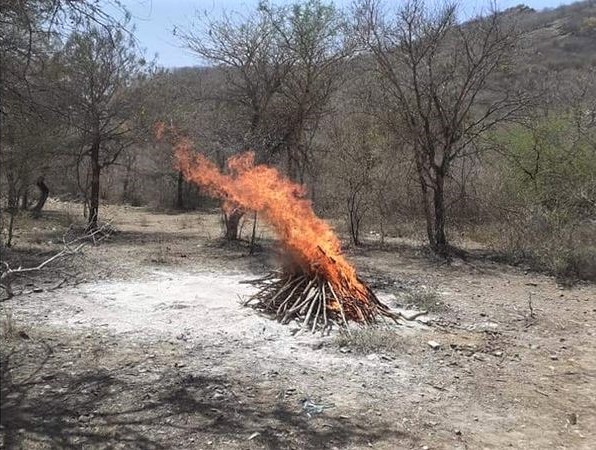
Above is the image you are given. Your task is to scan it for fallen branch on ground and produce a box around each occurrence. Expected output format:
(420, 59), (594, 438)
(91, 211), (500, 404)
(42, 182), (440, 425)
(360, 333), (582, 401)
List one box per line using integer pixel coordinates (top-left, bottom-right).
(1, 223), (112, 300)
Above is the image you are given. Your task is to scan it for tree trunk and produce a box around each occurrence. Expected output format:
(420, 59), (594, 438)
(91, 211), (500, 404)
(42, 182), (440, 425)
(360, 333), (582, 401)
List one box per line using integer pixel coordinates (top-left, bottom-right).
(347, 193), (361, 246)
(415, 151), (448, 256)
(432, 170), (448, 256)
(415, 154), (435, 249)
(32, 176), (49, 217)
(6, 172), (17, 213)
(20, 187), (29, 210)
(88, 140), (101, 230)
(224, 208), (243, 241)
(176, 171), (184, 210)
(249, 211), (258, 255)
(122, 158), (133, 203)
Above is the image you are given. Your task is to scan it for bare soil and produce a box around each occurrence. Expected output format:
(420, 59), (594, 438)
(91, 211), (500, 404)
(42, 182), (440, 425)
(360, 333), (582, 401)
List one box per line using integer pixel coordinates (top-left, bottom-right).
(1, 200), (595, 449)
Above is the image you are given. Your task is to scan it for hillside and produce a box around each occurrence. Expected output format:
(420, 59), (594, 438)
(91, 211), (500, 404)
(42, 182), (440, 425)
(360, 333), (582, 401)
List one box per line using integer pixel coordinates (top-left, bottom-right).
(508, 1), (596, 70)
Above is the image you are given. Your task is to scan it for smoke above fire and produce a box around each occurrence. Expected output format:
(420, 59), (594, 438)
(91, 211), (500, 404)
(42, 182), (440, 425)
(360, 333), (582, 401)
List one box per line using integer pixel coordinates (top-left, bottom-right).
(167, 133), (370, 304)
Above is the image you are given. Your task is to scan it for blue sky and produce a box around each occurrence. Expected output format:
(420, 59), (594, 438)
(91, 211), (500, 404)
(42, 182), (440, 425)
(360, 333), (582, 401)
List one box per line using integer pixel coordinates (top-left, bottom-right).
(119, 0), (580, 68)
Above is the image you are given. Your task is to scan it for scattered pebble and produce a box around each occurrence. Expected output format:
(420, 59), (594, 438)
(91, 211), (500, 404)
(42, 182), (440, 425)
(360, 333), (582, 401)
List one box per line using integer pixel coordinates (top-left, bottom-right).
(427, 341), (441, 350)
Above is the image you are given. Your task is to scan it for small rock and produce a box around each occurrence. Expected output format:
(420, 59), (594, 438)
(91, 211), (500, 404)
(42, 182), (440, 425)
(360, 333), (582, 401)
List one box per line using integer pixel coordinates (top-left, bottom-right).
(427, 341), (441, 350)
(455, 429), (462, 436)
(248, 432), (260, 440)
(550, 354), (559, 361)
(18, 331), (30, 340)
(568, 413), (577, 425)
(493, 351), (503, 357)
(339, 347), (351, 354)
(78, 414), (93, 423)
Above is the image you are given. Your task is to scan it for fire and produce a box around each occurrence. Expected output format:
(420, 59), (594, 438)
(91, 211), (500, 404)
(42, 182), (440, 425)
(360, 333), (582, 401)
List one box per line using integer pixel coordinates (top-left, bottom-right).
(174, 144), (372, 309)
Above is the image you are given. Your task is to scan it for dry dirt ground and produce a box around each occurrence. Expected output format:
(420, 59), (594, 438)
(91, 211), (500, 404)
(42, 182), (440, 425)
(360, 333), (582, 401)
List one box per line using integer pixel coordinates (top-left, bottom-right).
(1, 200), (595, 449)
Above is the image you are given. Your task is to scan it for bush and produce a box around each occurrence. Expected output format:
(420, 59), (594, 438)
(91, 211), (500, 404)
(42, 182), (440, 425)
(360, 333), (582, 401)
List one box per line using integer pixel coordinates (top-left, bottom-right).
(489, 115), (596, 281)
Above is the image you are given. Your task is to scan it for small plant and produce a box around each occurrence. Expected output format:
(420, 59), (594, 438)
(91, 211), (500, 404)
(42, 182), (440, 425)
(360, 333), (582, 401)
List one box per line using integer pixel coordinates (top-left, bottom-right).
(1, 307), (16, 340)
(333, 327), (408, 355)
(150, 237), (171, 264)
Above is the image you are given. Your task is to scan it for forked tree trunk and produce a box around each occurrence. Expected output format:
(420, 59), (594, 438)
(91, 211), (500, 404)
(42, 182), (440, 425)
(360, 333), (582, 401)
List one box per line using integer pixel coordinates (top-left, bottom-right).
(416, 152), (449, 256)
(88, 139), (101, 231)
(32, 176), (49, 217)
(224, 209), (244, 241)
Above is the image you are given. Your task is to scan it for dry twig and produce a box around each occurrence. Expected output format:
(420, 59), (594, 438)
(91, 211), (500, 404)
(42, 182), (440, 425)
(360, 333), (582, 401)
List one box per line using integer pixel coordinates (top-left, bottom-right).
(1, 223), (112, 300)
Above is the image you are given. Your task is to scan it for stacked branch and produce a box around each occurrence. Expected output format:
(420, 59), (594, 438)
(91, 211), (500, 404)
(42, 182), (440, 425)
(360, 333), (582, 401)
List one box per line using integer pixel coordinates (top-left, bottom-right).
(244, 270), (402, 332)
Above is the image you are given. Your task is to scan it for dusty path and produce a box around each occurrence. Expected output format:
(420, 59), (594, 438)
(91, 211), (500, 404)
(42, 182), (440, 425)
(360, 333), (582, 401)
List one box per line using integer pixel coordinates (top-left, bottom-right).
(2, 204), (595, 449)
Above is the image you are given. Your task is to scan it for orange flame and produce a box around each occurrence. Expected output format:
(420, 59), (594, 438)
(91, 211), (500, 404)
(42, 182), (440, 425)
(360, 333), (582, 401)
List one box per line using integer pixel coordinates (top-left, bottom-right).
(174, 143), (372, 307)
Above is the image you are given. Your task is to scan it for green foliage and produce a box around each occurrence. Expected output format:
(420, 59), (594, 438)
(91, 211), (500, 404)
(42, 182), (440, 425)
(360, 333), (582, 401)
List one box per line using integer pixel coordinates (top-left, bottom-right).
(492, 113), (596, 280)
(498, 114), (596, 218)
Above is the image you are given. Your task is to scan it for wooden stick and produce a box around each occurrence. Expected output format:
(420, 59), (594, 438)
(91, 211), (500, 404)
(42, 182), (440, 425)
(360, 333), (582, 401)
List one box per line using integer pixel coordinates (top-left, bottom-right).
(302, 290), (318, 329)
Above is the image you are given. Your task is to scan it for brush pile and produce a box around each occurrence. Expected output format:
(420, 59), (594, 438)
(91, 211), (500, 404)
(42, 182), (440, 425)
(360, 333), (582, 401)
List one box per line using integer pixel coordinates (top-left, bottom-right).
(245, 267), (400, 332)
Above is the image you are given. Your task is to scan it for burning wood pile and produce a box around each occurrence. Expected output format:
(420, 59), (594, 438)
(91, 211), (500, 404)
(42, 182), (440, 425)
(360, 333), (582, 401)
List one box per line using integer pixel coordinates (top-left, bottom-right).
(174, 143), (401, 331)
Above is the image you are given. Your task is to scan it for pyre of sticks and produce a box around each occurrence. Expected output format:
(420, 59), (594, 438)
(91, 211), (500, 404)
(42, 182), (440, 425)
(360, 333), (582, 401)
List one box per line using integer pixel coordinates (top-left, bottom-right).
(244, 269), (403, 332)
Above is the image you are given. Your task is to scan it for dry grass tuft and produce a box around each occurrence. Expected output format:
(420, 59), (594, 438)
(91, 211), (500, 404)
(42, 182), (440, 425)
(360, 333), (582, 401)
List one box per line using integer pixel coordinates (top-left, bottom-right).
(334, 327), (409, 355)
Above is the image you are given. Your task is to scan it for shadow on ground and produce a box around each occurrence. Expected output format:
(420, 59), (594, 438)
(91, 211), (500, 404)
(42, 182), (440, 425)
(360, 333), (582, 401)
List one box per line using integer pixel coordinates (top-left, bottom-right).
(1, 337), (411, 449)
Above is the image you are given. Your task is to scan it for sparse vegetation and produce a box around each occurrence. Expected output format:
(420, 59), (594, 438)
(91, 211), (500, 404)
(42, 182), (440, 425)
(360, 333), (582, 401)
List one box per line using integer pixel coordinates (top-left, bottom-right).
(401, 288), (444, 312)
(1, 2), (596, 447)
(334, 327), (409, 355)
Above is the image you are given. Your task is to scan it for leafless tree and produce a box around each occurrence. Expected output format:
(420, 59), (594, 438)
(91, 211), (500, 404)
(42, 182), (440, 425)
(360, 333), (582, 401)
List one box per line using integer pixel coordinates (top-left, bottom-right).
(262, 0), (354, 182)
(56, 25), (145, 230)
(355, 0), (529, 255)
(178, 1), (351, 238)
(177, 7), (291, 239)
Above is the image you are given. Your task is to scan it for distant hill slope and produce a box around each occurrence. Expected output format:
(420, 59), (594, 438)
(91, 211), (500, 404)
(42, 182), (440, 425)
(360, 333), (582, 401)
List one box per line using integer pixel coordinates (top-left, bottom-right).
(506, 1), (596, 70)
